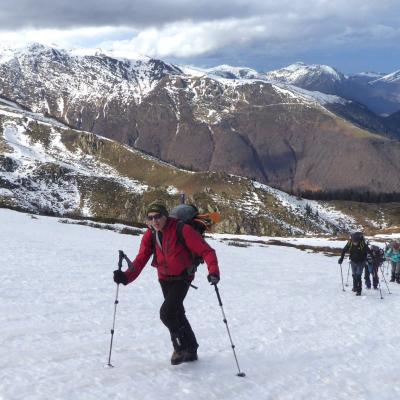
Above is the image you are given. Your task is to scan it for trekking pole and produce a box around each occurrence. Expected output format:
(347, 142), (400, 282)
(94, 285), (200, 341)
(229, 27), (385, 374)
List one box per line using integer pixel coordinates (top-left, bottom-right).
(213, 284), (246, 377)
(345, 262), (350, 287)
(379, 265), (391, 295)
(376, 269), (384, 299)
(339, 262), (345, 292)
(377, 281), (383, 299)
(107, 250), (129, 367)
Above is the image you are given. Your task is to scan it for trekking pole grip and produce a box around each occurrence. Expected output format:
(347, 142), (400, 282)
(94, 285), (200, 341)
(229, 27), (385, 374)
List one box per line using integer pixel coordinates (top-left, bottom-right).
(118, 250), (125, 271)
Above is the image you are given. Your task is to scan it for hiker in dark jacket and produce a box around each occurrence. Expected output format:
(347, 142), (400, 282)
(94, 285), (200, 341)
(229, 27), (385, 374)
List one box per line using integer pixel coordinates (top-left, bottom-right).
(364, 245), (384, 289)
(338, 232), (371, 296)
(113, 201), (220, 365)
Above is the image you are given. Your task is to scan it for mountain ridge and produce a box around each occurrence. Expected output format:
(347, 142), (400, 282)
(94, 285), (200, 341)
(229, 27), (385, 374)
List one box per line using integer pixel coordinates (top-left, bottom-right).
(0, 98), (372, 235)
(2, 98), (400, 235)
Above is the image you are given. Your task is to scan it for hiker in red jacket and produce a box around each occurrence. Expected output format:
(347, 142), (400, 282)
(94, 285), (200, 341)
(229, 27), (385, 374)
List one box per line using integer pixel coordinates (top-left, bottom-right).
(113, 201), (220, 365)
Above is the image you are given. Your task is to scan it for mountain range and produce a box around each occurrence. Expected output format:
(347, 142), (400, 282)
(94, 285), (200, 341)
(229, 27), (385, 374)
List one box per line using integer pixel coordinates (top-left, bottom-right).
(2, 96), (399, 235)
(264, 62), (400, 116)
(0, 43), (400, 231)
(184, 62), (400, 117)
(0, 97), (362, 235)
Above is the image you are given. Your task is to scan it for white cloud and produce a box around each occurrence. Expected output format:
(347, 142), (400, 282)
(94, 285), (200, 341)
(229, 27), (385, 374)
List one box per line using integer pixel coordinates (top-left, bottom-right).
(101, 19), (269, 58)
(0, 26), (136, 49)
(99, 7), (400, 60)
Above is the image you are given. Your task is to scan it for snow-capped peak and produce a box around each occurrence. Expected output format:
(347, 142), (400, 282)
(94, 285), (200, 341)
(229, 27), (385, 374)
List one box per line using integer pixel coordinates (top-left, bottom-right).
(265, 62), (345, 85)
(0, 41), (181, 74)
(351, 71), (384, 79)
(69, 46), (152, 64)
(0, 42), (183, 105)
(370, 69), (400, 84)
(179, 64), (266, 81)
(205, 64), (265, 80)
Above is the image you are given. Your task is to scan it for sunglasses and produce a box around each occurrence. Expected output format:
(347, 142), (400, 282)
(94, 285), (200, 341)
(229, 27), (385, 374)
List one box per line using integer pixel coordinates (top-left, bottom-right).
(146, 213), (163, 221)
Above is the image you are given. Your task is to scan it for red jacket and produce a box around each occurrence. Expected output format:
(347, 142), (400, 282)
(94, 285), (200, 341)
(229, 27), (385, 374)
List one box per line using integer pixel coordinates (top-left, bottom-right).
(125, 218), (220, 283)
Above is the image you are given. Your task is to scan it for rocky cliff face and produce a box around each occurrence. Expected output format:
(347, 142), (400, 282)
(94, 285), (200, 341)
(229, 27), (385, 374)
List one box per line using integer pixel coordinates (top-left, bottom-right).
(0, 44), (400, 197)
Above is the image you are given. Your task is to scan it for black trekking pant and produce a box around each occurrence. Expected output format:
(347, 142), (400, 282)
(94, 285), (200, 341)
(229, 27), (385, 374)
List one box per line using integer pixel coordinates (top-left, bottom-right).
(159, 279), (198, 351)
(364, 264), (379, 288)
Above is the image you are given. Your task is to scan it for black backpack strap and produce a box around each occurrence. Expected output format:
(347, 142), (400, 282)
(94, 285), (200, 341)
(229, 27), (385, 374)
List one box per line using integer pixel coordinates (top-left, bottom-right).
(176, 221), (203, 274)
(151, 229), (157, 265)
(176, 221), (193, 269)
(176, 221), (186, 247)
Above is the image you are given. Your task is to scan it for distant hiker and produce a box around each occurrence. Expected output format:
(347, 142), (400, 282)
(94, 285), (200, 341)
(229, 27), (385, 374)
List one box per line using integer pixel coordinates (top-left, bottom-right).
(113, 201), (220, 365)
(364, 245), (384, 289)
(385, 241), (400, 283)
(338, 232), (371, 296)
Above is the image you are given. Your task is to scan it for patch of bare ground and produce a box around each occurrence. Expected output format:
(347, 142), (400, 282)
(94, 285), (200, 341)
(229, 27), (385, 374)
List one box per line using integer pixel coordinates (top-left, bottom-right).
(219, 237), (342, 257)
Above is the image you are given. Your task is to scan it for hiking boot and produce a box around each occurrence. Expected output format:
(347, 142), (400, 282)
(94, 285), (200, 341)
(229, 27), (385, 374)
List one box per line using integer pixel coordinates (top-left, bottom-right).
(373, 278), (379, 289)
(171, 350), (185, 365)
(170, 349), (198, 365)
(170, 333), (185, 365)
(355, 276), (362, 296)
(352, 275), (356, 292)
(183, 349), (198, 362)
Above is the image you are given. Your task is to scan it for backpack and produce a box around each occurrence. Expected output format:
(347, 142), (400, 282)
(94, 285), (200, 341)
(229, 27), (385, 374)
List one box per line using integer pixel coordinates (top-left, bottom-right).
(170, 204), (220, 235)
(348, 231), (366, 251)
(351, 232), (364, 242)
(368, 245), (384, 265)
(151, 204), (220, 277)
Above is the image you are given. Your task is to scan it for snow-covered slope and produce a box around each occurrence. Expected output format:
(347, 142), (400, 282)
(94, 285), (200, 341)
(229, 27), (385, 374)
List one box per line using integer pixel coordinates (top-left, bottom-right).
(253, 182), (358, 232)
(1, 208), (400, 400)
(0, 101), (149, 215)
(271, 84), (348, 106)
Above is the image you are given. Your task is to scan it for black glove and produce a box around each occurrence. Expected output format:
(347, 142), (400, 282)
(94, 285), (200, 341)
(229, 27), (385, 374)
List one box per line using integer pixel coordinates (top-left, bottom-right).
(113, 270), (128, 285)
(338, 257), (344, 265)
(207, 274), (220, 285)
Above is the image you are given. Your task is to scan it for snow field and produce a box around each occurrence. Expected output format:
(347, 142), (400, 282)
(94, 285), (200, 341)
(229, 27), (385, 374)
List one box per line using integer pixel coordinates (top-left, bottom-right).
(0, 209), (400, 400)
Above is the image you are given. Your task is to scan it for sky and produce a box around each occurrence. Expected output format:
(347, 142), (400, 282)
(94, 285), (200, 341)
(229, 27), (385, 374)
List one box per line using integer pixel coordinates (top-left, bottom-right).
(0, 0), (399, 73)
